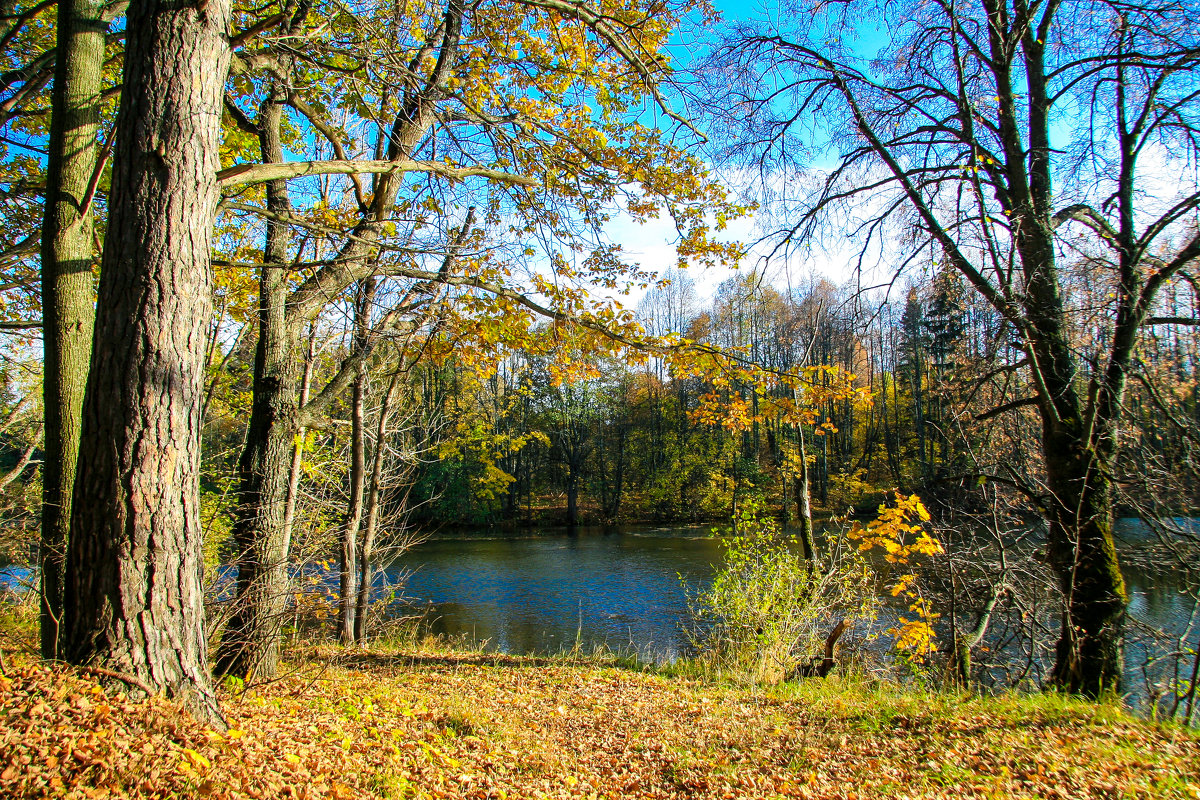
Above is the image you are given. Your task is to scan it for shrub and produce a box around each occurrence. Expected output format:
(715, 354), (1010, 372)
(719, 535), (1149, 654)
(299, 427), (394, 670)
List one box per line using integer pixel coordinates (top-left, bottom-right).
(688, 499), (878, 684)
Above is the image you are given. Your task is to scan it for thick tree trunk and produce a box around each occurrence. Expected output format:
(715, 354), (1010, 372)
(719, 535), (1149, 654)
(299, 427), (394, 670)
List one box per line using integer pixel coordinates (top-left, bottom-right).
(1020, 214), (1127, 695)
(62, 0), (231, 725)
(1042, 415), (1127, 696)
(39, 0), (104, 660)
(216, 407), (296, 679)
(215, 90), (302, 681)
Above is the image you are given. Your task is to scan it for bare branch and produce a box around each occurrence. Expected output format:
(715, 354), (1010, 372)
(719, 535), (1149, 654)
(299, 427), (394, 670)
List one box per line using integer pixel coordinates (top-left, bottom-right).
(217, 159), (538, 191)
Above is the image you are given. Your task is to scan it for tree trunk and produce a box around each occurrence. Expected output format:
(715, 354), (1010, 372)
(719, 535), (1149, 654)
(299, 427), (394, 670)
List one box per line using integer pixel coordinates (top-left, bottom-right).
(215, 0), (456, 671)
(355, 372), (401, 641)
(62, 0), (231, 725)
(952, 584), (1003, 689)
(216, 393), (297, 680)
(566, 472), (579, 527)
(794, 428), (815, 563)
(283, 330), (316, 546)
(606, 425), (626, 521)
(1012, 195), (1127, 695)
(39, 0), (104, 660)
(1043, 414), (1127, 696)
(340, 277), (375, 644)
(214, 88), (303, 681)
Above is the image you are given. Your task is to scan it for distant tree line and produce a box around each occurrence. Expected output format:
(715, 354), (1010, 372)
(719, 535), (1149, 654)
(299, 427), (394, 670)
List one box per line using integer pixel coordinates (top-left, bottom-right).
(403, 265), (1200, 532)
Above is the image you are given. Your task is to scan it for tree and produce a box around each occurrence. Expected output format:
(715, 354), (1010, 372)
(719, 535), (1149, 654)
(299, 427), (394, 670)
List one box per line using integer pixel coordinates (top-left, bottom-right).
(62, 0), (232, 723)
(0, 0), (119, 658)
(709, 0), (1200, 694)
(37, 0), (105, 659)
(212, 0), (738, 678)
(529, 350), (612, 526)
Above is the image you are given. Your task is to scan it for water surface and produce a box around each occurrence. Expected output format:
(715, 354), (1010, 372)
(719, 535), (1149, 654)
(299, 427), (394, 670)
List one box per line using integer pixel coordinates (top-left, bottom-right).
(387, 523), (1199, 695)
(387, 527), (722, 660)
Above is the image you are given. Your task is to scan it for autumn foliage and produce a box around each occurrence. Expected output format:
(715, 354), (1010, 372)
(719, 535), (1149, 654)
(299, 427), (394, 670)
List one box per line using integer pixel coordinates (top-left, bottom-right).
(2, 635), (1197, 800)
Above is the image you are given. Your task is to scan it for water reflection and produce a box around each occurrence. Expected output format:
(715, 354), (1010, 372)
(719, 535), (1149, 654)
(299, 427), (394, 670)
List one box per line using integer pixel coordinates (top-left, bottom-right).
(388, 523), (1199, 692)
(388, 528), (723, 661)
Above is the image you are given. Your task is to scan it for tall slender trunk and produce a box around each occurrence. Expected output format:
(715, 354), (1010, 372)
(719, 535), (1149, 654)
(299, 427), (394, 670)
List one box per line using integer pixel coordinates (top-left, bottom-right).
(794, 428), (815, 562)
(340, 277), (375, 644)
(355, 372), (401, 641)
(38, 0), (104, 660)
(605, 425), (626, 521)
(63, 0), (231, 725)
(818, 430), (828, 505)
(283, 329), (316, 546)
(911, 343), (927, 482)
(215, 88), (303, 681)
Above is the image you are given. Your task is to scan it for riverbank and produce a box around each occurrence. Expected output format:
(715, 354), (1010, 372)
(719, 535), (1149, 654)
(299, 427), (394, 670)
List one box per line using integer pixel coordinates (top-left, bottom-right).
(2, 627), (1197, 799)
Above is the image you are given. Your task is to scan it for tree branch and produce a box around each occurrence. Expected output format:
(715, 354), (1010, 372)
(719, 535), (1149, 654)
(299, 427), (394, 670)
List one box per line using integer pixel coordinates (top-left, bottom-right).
(1051, 203), (1119, 247)
(974, 397), (1039, 421)
(217, 159), (538, 191)
(1146, 316), (1200, 326)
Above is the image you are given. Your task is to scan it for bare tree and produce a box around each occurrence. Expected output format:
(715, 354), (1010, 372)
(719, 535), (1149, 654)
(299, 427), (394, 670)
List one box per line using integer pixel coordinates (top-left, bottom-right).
(708, 0), (1200, 694)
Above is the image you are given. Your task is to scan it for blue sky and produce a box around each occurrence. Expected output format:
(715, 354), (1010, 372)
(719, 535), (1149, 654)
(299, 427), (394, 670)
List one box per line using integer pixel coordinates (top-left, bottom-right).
(600, 0), (903, 307)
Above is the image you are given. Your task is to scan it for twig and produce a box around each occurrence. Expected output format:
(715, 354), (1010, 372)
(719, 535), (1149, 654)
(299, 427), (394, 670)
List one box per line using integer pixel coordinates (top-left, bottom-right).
(80, 665), (157, 697)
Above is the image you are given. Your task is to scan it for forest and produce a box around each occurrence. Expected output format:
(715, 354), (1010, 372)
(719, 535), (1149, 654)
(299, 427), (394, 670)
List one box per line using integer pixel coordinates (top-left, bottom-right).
(1, 0), (1200, 795)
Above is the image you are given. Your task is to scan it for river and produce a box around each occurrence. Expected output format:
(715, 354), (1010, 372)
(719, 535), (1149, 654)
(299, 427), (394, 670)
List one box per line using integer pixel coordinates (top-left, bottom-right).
(387, 521), (1199, 707)
(386, 525), (724, 660)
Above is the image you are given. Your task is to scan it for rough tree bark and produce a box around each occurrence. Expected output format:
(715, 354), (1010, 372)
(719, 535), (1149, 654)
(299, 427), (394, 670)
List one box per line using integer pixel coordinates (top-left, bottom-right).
(38, 0), (104, 660)
(62, 0), (232, 724)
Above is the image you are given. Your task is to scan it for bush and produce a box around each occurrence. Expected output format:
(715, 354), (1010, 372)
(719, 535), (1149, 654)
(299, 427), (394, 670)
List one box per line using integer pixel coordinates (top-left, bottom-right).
(688, 499), (878, 684)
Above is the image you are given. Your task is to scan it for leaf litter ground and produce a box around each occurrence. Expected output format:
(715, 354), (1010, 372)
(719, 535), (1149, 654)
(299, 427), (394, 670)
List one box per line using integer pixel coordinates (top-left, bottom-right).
(1, 642), (1197, 799)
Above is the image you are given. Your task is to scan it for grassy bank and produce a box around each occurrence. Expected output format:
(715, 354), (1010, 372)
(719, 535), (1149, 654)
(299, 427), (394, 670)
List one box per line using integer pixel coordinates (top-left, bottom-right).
(1, 617), (1197, 800)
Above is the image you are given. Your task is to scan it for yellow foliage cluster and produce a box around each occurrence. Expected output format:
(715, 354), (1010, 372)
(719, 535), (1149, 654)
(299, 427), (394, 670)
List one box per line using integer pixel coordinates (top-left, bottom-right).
(438, 405), (549, 503)
(665, 346), (870, 433)
(847, 493), (944, 661)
